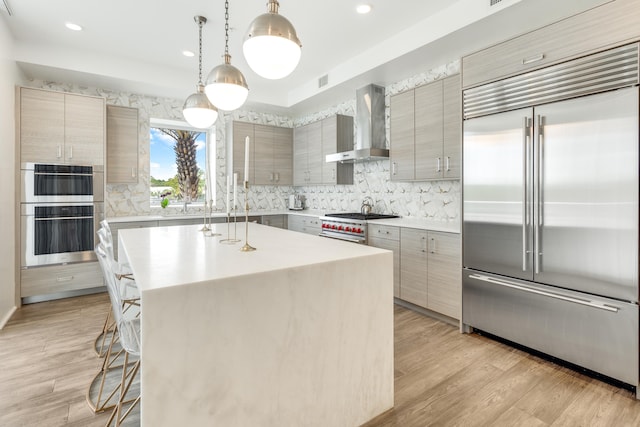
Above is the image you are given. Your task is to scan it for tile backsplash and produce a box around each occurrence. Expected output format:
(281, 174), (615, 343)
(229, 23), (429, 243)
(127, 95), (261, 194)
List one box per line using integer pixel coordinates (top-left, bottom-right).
(26, 59), (460, 223)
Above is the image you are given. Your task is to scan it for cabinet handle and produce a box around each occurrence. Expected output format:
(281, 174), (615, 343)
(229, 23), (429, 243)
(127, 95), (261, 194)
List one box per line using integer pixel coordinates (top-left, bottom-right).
(436, 157), (441, 172)
(68, 145), (73, 159)
(421, 236), (427, 253)
(56, 275), (74, 282)
(445, 156), (451, 172)
(57, 145), (62, 159)
(270, 172), (274, 182)
(131, 168), (136, 178)
(392, 162), (397, 176)
(275, 172), (280, 182)
(332, 169), (335, 180)
(430, 237), (436, 254)
(521, 54), (545, 65)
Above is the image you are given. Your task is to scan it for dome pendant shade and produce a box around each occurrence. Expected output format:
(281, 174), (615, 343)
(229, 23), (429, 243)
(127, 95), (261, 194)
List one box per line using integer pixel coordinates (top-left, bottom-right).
(183, 84), (218, 129)
(243, 1), (302, 80)
(205, 54), (249, 111)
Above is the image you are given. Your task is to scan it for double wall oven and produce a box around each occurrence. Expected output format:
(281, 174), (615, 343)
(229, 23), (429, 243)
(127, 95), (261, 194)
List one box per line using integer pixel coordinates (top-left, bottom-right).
(21, 163), (104, 267)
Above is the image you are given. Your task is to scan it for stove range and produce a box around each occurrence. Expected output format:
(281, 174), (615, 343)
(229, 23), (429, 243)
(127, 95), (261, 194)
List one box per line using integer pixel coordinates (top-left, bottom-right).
(320, 212), (399, 244)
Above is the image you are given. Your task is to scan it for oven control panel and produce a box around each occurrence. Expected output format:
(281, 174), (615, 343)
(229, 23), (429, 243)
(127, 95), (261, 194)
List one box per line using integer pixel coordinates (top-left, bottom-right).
(320, 218), (367, 243)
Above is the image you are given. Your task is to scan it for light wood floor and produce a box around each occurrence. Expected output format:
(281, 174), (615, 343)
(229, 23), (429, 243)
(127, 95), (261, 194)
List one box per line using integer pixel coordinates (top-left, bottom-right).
(1, 294), (640, 426)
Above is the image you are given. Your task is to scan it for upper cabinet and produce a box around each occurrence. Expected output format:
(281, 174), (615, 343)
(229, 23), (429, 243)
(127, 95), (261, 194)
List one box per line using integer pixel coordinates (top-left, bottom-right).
(106, 105), (139, 184)
(232, 121), (293, 185)
(19, 87), (105, 165)
(390, 74), (460, 181)
(293, 115), (353, 186)
(462, 0), (640, 89)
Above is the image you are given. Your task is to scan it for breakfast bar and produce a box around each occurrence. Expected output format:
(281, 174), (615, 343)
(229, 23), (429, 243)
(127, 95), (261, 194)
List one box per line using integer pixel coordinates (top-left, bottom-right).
(118, 222), (394, 427)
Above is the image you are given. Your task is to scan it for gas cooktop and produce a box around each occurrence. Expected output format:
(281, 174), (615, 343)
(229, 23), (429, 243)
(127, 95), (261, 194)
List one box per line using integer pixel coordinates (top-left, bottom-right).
(324, 213), (399, 221)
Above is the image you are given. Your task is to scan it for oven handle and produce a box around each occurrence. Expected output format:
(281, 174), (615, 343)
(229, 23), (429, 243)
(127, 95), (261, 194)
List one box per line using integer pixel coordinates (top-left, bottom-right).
(35, 216), (95, 221)
(318, 233), (365, 244)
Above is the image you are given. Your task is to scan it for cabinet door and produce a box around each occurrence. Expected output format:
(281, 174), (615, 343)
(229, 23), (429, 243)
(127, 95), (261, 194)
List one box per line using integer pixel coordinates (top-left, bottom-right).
(390, 90), (415, 181)
(293, 125), (308, 186)
(107, 105), (139, 184)
(233, 122), (254, 183)
(20, 88), (65, 164)
(253, 124), (274, 185)
(369, 236), (400, 298)
(65, 94), (105, 165)
(427, 232), (461, 319)
(321, 116), (337, 184)
(400, 228), (428, 308)
(273, 126), (293, 185)
(306, 121), (323, 184)
(443, 75), (461, 179)
(415, 81), (443, 180)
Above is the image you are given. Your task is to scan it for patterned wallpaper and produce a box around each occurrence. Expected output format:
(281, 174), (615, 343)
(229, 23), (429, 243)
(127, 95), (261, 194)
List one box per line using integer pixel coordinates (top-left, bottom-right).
(26, 59), (460, 223)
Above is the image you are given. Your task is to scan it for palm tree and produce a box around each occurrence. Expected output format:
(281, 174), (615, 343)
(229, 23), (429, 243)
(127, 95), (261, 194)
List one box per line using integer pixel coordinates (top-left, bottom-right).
(159, 129), (200, 201)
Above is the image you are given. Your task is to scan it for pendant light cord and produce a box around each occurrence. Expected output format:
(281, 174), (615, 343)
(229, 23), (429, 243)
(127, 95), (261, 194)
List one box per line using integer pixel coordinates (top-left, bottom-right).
(198, 18), (204, 85)
(224, 0), (230, 57)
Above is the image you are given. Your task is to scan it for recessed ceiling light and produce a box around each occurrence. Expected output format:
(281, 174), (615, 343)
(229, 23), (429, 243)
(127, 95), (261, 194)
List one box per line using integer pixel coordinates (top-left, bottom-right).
(65, 22), (83, 31)
(356, 4), (372, 14)
(182, 50), (195, 57)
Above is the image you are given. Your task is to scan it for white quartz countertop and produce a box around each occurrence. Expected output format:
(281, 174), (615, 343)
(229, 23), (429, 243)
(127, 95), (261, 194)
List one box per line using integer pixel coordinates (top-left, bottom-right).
(107, 209), (325, 223)
(368, 217), (460, 233)
(118, 222), (389, 292)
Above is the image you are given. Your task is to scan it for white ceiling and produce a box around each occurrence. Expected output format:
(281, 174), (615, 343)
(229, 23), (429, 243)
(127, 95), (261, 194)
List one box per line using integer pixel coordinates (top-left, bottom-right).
(2, 0), (609, 115)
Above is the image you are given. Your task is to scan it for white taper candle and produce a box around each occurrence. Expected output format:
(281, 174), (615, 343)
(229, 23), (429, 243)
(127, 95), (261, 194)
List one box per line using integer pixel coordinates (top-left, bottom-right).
(244, 136), (250, 182)
(226, 175), (231, 214)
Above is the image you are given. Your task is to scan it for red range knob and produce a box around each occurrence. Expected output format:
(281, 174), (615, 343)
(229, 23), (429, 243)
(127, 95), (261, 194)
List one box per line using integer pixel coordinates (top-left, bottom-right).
(338, 226), (344, 231)
(356, 228), (362, 233)
(331, 225), (337, 230)
(345, 227), (351, 232)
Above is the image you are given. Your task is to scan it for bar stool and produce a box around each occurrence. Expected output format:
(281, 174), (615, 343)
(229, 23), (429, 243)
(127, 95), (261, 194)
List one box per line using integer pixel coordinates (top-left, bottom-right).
(94, 223), (139, 358)
(95, 243), (141, 426)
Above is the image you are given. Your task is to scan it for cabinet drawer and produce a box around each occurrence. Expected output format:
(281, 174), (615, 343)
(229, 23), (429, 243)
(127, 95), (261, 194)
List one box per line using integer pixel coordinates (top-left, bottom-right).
(21, 262), (103, 298)
(288, 215), (320, 235)
(368, 224), (399, 241)
(462, 0), (639, 89)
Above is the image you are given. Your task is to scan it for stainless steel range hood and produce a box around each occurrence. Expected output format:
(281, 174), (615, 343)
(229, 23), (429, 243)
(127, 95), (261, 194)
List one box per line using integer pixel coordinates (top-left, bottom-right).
(326, 84), (388, 163)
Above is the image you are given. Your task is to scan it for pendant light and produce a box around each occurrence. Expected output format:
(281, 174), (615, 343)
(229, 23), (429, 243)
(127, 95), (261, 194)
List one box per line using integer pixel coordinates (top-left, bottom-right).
(243, 0), (302, 80)
(205, 0), (249, 111)
(183, 16), (218, 129)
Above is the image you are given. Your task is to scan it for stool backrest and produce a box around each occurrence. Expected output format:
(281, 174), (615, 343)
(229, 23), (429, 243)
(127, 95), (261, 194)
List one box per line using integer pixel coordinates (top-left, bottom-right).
(95, 243), (141, 356)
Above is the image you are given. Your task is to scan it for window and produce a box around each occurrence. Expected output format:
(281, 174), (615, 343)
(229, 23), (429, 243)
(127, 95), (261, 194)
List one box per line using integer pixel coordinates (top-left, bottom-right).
(149, 119), (215, 208)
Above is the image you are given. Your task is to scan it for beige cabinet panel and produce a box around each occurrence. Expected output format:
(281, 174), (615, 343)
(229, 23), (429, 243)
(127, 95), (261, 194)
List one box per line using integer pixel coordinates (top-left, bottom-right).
(369, 232), (400, 298)
(306, 121), (323, 185)
(293, 125), (308, 186)
(273, 126), (293, 185)
(400, 228), (428, 308)
(321, 116), (338, 184)
(442, 75), (461, 180)
(64, 94), (105, 165)
(21, 262), (103, 298)
(415, 81), (443, 180)
(254, 124), (274, 185)
(19, 88), (105, 165)
(261, 214), (287, 229)
(390, 90), (415, 181)
(232, 121), (254, 183)
(106, 105), (138, 183)
(426, 231), (461, 320)
(369, 224), (400, 241)
(462, 0), (639, 89)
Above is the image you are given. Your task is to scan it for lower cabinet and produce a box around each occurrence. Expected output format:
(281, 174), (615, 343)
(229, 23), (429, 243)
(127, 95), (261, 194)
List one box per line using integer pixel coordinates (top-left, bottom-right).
(21, 262), (104, 299)
(287, 214), (321, 236)
(368, 224), (401, 298)
(262, 214), (287, 229)
(399, 227), (461, 319)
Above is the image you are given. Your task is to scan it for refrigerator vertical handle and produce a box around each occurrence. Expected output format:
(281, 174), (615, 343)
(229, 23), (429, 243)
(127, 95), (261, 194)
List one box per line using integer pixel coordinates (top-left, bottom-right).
(522, 117), (530, 272)
(536, 115), (544, 274)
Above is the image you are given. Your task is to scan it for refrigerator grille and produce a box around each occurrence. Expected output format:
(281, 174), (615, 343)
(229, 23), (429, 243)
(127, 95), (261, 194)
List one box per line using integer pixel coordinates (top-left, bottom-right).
(463, 43), (639, 119)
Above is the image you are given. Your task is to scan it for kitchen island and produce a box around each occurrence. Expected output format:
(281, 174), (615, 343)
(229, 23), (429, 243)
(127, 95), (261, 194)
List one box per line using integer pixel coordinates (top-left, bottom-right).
(118, 222), (394, 427)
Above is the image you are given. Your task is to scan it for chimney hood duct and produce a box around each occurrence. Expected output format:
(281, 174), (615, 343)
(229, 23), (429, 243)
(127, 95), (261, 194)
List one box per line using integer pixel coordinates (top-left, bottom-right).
(326, 84), (388, 163)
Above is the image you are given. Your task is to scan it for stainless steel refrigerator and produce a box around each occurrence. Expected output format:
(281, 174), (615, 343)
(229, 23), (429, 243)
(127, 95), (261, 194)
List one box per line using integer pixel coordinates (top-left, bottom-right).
(462, 43), (639, 388)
